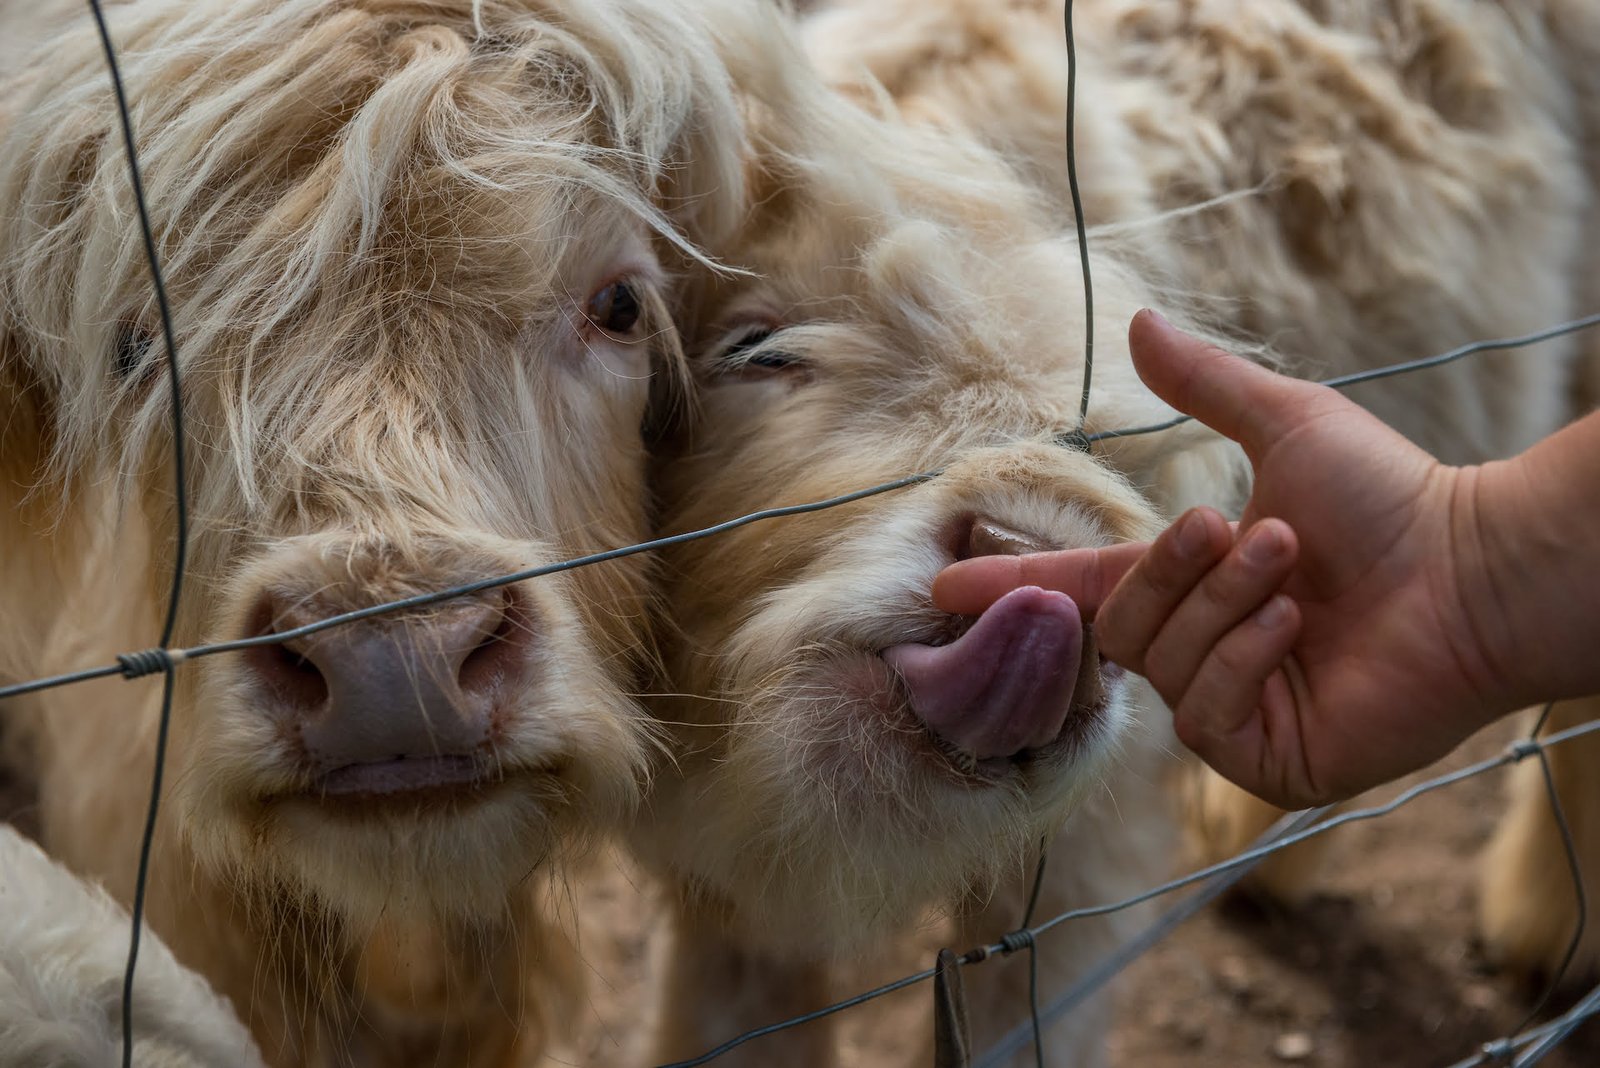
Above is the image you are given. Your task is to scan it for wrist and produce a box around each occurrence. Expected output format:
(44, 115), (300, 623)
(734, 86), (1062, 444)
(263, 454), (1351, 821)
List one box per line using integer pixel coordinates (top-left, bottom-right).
(1445, 463), (1527, 719)
(1451, 429), (1600, 714)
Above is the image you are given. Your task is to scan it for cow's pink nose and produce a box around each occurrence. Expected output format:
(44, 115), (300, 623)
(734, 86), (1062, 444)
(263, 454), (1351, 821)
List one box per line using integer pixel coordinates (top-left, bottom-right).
(244, 592), (527, 771)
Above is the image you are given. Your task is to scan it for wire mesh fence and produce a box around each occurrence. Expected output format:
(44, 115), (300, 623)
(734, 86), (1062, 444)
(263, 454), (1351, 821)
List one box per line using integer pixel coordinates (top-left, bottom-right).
(1, 1), (1597, 1066)
(656, 713), (1600, 1068)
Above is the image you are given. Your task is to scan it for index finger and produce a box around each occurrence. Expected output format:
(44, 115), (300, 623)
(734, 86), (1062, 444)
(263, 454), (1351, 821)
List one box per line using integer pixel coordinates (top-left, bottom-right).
(931, 540), (1151, 617)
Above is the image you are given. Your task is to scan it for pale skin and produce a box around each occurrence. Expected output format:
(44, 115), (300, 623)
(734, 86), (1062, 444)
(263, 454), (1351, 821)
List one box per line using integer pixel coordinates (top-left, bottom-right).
(934, 309), (1600, 809)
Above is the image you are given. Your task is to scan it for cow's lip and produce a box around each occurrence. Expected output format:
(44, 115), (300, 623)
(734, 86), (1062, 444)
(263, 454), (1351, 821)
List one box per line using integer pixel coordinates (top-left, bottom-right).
(301, 754), (496, 803)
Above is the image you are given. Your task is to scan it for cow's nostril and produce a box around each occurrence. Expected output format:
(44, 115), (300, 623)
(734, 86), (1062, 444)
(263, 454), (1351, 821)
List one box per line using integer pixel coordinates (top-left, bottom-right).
(243, 599), (331, 712)
(259, 642), (331, 711)
(457, 599), (522, 697)
(958, 516), (1055, 561)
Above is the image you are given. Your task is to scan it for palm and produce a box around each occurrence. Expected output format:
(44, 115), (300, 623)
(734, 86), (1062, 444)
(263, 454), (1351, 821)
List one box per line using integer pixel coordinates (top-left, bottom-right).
(1230, 393), (1484, 801)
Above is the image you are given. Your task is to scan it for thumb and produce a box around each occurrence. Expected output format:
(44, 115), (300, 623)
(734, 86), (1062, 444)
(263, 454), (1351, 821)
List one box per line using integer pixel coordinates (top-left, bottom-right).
(1128, 309), (1330, 458)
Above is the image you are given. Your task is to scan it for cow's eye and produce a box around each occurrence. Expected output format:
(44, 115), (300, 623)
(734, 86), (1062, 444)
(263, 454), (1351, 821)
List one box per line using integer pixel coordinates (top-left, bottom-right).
(719, 328), (798, 372)
(585, 281), (642, 336)
(723, 328), (774, 359)
(112, 323), (155, 380)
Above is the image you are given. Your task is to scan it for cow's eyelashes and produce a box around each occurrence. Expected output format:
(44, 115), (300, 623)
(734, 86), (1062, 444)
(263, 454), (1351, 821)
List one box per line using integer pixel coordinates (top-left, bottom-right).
(717, 328), (799, 372)
(722, 328), (774, 359)
(112, 323), (155, 380)
(746, 349), (795, 369)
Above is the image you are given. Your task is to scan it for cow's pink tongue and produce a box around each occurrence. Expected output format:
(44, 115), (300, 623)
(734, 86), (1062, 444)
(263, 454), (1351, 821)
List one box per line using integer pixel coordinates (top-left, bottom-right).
(883, 586), (1082, 761)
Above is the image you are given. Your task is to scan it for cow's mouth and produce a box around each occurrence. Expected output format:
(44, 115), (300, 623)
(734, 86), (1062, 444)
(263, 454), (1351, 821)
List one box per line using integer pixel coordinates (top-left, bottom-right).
(882, 586), (1118, 780)
(300, 754), (500, 808)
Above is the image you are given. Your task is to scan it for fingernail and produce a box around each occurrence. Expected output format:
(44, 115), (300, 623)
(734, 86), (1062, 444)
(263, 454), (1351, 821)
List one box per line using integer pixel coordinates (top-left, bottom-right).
(1137, 308), (1174, 334)
(1254, 595), (1292, 629)
(1175, 509), (1210, 559)
(1241, 523), (1284, 566)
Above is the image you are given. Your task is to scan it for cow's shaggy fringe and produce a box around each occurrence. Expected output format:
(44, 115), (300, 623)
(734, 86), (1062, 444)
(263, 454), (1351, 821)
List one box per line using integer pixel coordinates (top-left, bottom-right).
(1, 0), (745, 521)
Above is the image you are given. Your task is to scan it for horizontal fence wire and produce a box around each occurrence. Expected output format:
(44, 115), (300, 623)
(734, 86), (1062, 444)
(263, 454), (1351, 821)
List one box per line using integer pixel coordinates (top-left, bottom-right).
(975, 703), (1590, 1068)
(1512, 984), (1600, 1067)
(4, 311), (1599, 706)
(1088, 311), (1600, 442)
(648, 718), (1600, 1068)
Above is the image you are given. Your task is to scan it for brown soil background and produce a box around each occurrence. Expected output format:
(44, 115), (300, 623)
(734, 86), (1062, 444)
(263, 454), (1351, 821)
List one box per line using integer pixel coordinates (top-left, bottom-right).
(1102, 720), (1600, 1068)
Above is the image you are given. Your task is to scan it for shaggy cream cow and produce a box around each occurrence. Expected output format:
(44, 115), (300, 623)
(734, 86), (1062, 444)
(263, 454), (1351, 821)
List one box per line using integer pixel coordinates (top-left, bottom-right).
(641, 0), (1600, 1061)
(802, 0), (1600, 989)
(0, 0), (754, 1063)
(640, 26), (1249, 1066)
(0, 825), (264, 1068)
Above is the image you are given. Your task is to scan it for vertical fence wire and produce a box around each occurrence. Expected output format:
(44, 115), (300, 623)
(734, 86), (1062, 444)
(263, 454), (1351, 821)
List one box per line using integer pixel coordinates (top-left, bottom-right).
(1019, 844), (1051, 1068)
(83, 3), (192, 1064)
(974, 807), (1331, 1067)
(1449, 701), (1595, 1068)
(1062, 0), (1095, 444)
(647, 719), (1600, 1067)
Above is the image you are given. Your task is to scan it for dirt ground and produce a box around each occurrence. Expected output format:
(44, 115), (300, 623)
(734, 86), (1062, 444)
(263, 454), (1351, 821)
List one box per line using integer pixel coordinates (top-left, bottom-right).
(1104, 720), (1600, 1068)
(4, 716), (1597, 1067)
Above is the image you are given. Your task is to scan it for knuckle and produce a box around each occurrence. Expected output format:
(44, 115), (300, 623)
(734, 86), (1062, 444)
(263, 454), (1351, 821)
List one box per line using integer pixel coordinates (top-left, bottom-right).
(1140, 637), (1189, 701)
(1208, 636), (1257, 680)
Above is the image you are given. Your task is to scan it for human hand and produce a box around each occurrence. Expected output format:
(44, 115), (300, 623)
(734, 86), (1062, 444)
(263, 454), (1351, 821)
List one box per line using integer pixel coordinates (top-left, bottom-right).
(933, 310), (1513, 808)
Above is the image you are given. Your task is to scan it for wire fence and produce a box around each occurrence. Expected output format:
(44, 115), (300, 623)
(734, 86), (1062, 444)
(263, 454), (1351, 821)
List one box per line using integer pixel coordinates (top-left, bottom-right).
(1, 1), (1596, 1066)
(659, 714), (1600, 1068)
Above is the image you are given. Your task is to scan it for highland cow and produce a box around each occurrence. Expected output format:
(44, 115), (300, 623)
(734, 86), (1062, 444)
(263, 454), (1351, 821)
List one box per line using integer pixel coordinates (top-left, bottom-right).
(0, 0), (752, 1063)
(639, 31), (1245, 1064)
(642, 0), (1600, 1061)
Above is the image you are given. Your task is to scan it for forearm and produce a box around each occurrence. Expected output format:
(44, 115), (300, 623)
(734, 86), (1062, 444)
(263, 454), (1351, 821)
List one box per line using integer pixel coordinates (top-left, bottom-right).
(1459, 409), (1600, 712)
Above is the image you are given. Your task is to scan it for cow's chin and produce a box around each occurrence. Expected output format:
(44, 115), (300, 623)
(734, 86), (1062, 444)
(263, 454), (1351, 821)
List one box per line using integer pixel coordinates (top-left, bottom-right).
(255, 779), (569, 921)
(177, 691), (644, 926)
(662, 639), (1132, 956)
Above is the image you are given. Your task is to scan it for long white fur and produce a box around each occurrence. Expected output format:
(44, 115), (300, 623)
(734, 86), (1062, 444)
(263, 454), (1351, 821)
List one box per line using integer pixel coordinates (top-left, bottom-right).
(799, 0), (1600, 984)
(636, 9), (1259, 1064)
(0, 824), (265, 1068)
